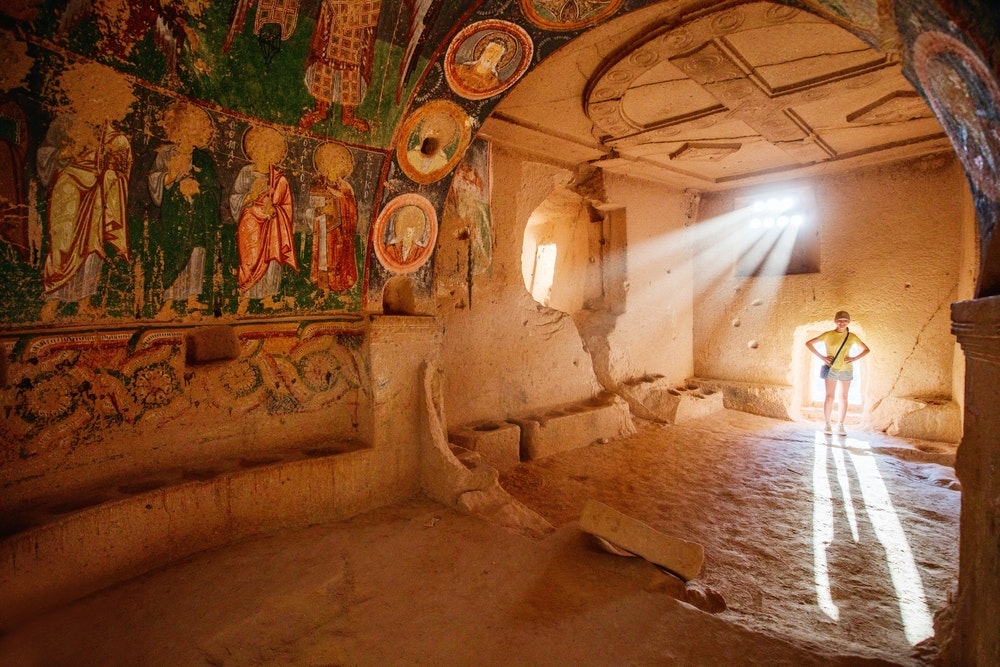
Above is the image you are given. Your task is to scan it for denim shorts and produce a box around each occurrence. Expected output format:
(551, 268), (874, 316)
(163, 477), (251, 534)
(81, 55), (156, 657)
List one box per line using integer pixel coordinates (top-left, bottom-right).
(826, 367), (854, 382)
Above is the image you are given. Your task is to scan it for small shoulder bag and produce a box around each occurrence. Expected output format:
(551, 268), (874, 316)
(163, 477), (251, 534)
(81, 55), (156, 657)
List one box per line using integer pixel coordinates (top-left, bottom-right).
(820, 329), (850, 379)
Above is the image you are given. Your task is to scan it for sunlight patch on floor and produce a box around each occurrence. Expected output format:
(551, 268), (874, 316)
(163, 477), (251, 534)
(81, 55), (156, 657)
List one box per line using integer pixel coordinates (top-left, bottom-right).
(812, 432), (934, 644)
(812, 432), (840, 621)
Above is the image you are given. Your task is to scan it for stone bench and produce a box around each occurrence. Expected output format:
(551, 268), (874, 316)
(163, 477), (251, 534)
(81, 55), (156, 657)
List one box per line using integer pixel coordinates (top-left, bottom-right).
(449, 394), (634, 465)
(0, 441), (373, 632)
(448, 420), (522, 470)
(620, 376), (725, 424)
(509, 395), (633, 461)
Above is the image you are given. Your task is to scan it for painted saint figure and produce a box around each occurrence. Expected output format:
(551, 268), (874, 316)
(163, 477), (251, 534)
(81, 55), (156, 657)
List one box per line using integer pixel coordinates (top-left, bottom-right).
(453, 35), (511, 95)
(148, 100), (220, 320)
(448, 159), (493, 274)
(229, 125), (297, 314)
(405, 113), (459, 176)
(383, 205), (429, 266)
(308, 142), (359, 295)
(37, 115), (132, 321)
(299, 0), (381, 131)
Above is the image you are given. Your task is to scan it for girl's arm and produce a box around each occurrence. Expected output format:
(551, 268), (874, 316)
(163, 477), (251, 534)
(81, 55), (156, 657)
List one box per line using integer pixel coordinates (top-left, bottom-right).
(846, 337), (870, 364)
(805, 335), (832, 363)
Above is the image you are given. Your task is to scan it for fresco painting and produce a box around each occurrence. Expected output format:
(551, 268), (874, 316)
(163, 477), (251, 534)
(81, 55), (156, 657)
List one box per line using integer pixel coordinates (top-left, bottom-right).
(395, 99), (473, 185)
(519, 0), (624, 30)
(912, 30), (1000, 200)
(307, 142), (361, 297)
(444, 20), (534, 100)
(445, 138), (494, 278)
(0, 61), (384, 325)
(0, 99), (31, 263)
(784, 0), (879, 40)
(231, 125), (298, 315)
(0, 1), (527, 328)
(146, 100), (221, 321)
(0, 0), (658, 329)
(373, 193), (437, 274)
(299, 0), (382, 131)
(0, 322), (368, 459)
(9, 1), (457, 146)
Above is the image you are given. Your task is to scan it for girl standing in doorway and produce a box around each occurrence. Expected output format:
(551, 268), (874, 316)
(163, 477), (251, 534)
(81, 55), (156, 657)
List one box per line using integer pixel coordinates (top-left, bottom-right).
(806, 310), (871, 435)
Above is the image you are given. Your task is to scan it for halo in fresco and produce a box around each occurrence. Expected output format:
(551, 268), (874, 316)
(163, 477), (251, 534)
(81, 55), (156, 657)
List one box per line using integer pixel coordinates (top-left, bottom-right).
(373, 193), (438, 273)
(913, 30), (1000, 200)
(445, 20), (534, 100)
(396, 100), (472, 184)
(519, 0), (623, 31)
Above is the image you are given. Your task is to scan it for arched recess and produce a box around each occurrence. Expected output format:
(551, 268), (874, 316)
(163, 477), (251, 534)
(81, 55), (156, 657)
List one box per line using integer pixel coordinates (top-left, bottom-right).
(521, 187), (609, 315)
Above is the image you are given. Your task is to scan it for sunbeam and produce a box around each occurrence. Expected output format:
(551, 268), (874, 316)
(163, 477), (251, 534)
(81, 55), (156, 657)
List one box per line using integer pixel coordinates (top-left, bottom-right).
(813, 432), (840, 621)
(831, 443), (860, 542)
(846, 437), (935, 645)
(813, 434), (935, 645)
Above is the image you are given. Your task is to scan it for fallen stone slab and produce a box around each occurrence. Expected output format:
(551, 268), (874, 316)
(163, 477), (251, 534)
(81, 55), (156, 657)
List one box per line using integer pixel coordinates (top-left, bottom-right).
(579, 499), (704, 581)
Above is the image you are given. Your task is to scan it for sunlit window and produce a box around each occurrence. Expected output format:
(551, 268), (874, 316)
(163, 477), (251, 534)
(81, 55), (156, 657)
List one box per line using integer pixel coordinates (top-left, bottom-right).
(529, 243), (557, 306)
(735, 187), (819, 276)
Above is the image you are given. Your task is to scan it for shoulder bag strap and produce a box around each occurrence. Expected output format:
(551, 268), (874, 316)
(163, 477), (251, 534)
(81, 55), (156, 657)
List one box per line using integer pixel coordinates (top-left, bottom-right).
(831, 329), (850, 365)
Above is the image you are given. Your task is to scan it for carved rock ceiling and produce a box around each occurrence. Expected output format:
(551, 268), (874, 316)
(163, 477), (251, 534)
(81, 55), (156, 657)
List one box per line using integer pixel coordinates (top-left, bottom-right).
(481, 1), (952, 191)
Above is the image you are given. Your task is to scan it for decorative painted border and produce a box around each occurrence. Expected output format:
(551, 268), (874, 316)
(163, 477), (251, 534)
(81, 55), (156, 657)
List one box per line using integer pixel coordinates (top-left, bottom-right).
(912, 30), (1000, 200)
(519, 0), (623, 31)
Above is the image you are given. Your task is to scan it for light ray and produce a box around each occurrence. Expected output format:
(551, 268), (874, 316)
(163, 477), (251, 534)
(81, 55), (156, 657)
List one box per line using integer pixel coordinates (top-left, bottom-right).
(846, 438), (935, 645)
(813, 432), (839, 620)
(830, 444), (860, 541)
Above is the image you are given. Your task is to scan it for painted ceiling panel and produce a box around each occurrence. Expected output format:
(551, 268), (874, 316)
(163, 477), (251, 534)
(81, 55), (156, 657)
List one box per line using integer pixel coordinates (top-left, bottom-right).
(534, 1), (948, 189)
(620, 78), (723, 127)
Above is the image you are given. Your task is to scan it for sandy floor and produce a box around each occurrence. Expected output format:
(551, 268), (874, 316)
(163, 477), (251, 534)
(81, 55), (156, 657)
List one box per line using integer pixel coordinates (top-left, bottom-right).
(0, 411), (960, 666)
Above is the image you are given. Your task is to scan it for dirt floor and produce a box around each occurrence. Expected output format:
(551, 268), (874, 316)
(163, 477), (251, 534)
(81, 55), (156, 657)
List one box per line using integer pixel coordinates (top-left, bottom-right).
(0, 411), (960, 666)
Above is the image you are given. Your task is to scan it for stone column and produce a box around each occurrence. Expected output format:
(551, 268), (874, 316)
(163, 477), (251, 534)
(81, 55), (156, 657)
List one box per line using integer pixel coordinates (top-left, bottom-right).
(367, 315), (443, 494)
(949, 296), (1000, 665)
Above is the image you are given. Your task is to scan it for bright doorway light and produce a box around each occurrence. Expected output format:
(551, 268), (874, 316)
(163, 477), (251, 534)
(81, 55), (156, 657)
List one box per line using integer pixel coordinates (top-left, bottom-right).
(529, 243), (557, 306)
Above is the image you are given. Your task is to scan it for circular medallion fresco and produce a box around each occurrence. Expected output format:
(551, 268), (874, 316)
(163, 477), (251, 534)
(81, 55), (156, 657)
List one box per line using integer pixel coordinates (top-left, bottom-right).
(373, 193), (438, 274)
(396, 100), (472, 184)
(445, 20), (534, 100)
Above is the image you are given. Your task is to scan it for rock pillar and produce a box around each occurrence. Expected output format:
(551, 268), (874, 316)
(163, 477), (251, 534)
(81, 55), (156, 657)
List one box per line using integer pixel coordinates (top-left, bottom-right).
(367, 315), (443, 494)
(949, 296), (1000, 665)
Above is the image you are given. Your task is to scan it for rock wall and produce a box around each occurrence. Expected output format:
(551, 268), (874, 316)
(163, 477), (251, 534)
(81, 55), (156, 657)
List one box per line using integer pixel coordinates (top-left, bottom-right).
(434, 147), (602, 425)
(434, 147), (700, 427)
(691, 154), (974, 435)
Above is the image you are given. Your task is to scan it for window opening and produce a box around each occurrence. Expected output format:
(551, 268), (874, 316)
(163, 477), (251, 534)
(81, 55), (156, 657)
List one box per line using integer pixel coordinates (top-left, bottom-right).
(735, 187), (819, 276)
(529, 243), (557, 306)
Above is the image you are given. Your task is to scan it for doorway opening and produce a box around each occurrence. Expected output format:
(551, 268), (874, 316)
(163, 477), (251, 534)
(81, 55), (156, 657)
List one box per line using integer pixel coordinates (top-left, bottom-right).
(794, 323), (868, 423)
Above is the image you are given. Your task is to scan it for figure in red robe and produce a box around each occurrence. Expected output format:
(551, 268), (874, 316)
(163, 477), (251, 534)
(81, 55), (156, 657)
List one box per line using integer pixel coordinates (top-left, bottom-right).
(229, 126), (297, 313)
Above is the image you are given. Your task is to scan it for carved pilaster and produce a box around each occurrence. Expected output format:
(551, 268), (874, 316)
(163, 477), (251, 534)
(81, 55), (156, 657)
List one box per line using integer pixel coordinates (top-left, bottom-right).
(952, 296), (1000, 364)
(949, 296), (1000, 665)
(367, 315), (444, 491)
